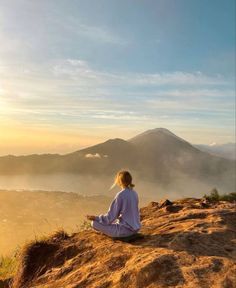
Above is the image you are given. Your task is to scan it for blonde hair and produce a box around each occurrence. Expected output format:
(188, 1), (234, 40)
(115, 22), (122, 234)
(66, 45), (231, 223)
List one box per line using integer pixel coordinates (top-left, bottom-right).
(112, 170), (135, 189)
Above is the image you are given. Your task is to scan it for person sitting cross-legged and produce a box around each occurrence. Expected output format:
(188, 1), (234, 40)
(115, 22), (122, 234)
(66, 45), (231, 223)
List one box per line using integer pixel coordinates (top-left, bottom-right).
(87, 170), (141, 238)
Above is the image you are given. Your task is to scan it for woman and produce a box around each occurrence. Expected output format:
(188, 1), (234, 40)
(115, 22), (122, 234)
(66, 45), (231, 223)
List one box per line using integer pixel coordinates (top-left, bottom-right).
(87, 170), (141, 238)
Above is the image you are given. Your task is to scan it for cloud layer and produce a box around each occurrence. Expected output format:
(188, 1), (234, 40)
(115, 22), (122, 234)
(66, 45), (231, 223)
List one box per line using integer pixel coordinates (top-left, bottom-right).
(0, 59), (234, 126)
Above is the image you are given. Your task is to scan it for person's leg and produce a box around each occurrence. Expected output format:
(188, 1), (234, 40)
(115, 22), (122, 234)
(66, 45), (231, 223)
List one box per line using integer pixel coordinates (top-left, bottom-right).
(91, 221), (135, 238)
(91, 220), (118, 237)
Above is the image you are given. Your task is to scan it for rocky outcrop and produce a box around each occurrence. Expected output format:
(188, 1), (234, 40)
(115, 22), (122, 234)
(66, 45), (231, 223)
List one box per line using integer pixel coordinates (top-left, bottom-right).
(12, 198), (236, 288)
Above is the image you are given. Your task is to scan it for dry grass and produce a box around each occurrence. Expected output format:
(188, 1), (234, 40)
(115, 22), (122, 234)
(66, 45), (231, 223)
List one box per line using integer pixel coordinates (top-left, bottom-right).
(0, 253), (18, 288)
(2, 221), (91, 288)
(0, 255), (17, 278)
(12, 229), (70, 288)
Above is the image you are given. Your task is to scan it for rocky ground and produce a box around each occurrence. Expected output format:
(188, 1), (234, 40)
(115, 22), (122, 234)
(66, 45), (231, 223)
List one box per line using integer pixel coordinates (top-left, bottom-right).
(8, 198), (236, 288)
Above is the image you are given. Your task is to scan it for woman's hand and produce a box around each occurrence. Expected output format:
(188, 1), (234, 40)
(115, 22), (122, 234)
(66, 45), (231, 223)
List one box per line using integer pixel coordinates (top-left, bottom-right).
(86, 215), (96, 221)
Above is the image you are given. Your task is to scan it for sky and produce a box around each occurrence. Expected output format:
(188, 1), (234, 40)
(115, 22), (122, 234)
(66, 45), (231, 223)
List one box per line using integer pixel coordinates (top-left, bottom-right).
(0, 0), (235, 155)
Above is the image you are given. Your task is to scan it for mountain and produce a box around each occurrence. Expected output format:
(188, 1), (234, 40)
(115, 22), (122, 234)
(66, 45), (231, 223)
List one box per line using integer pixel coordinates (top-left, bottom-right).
(195, 143), (236, 160)
(130, 129), (235, 185)
(128, 128), (205, 182)
(0, 128), (235, 191)
(10, 198), (236, 288)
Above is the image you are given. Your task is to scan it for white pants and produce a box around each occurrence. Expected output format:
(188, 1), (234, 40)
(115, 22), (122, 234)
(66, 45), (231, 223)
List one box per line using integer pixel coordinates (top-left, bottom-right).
(91, 220), (137, 238)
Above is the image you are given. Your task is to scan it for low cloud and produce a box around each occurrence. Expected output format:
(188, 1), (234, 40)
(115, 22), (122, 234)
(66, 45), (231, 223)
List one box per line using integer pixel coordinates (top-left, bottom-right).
(85, 153), (101, 158)
(85, 153), (108, 159)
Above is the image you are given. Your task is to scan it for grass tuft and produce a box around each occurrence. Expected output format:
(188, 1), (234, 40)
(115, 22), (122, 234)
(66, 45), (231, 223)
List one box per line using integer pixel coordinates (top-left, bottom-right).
(0, 254), (18, 280)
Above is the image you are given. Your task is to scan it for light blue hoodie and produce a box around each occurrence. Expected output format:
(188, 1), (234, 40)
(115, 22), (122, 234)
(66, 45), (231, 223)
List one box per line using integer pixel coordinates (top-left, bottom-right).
(95, 188), (141, 232)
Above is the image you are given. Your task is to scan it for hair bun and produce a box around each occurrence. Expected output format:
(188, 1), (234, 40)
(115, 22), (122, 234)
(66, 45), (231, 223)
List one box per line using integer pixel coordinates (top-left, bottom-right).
(114, 170), (135, 189)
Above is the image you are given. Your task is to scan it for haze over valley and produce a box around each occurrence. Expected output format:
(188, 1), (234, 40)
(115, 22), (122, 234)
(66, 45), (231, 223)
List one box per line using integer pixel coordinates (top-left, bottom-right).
(0, 128), (235, 196)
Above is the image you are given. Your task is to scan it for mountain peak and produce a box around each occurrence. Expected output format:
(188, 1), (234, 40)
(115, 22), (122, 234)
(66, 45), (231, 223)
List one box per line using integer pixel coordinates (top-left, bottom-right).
(150, 127), (172, 132)
(128, 128), (188, 144)
(143, 127), (177, 136)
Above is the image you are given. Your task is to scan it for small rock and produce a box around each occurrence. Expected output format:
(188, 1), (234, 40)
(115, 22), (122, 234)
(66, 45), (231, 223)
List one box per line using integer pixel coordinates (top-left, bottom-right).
(165, 205), (183, 213)
(159, 199), (173, 208)
(148, 201), (159, 208)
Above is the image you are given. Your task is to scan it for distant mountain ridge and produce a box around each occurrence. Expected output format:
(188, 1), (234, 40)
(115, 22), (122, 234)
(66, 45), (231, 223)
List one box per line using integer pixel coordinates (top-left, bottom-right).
(195, 143), (236, 160)
(0, 128), (235, 191)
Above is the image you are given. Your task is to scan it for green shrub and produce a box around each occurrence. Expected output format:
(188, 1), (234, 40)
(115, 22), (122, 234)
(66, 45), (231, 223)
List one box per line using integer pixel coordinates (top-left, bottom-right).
(204, 189), (236, 202)
(220, 192), (236, 202)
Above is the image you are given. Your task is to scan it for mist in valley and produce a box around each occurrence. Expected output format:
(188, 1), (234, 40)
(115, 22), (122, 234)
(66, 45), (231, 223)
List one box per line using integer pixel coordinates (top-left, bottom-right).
(0, 171), (228, 202)
(0, 188), (113, 257)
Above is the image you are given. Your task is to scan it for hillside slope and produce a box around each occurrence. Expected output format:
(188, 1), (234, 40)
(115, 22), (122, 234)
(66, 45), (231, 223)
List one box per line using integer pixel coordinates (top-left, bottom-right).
(128, 128), (235, 185)
(11, 198), (236, 288)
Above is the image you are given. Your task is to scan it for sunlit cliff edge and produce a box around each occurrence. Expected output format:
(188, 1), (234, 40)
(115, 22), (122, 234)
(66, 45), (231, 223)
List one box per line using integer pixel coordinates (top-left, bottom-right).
(5, 198), (236, 288)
